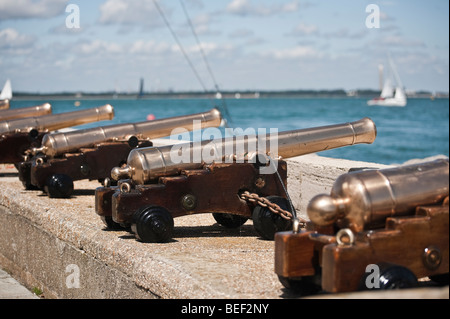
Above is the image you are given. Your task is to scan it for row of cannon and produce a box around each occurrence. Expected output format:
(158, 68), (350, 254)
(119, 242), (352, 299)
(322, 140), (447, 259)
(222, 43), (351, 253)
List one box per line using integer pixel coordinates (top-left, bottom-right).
(1, 102), (448, 295)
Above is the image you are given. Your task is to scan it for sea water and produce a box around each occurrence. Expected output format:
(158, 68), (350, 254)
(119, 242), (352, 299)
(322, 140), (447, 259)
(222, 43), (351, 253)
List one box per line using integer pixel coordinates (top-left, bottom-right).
(8, 96), (449, 165)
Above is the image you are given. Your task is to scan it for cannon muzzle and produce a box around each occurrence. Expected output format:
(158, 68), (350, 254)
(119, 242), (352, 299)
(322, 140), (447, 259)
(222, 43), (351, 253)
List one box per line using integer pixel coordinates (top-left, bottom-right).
(0, 99), (9, 110)
(112, 117), (377, 184)
(307, 158), (449, 232)
(34, 108), (222, 158)
(0, 104), (114, 135)
(0, 103), (52, 121)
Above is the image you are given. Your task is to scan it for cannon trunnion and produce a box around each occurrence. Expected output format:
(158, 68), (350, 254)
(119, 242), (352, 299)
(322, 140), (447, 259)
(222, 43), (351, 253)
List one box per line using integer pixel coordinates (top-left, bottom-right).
(275, 158), (449, 295)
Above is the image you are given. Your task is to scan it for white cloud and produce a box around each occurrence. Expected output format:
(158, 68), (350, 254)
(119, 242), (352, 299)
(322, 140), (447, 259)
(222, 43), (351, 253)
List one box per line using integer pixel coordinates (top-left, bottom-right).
(0, 0), (68, 20)
(291, 23), (319, 36)
(99, 0), (168, 29)
(226, 0), (300, 16)
(323, 28), (367, 40)
(226, 0), (252, 15)
(187, 13), (220, 36)
(288, 23), (368, 40)
(48, 23), (86, 35)
(76, 40), (123, 55)
(0, 28), (35, 50)
(186, 42), (222, 55)
(280, 1), (300, 13)
(1, 1), (447, 93)
(267, 46), (319, 59)
(229, 28), (254, 38)
(379, 35), (426, 48)
(129, 40), (171, 55)
(191, 13), (211, 26)
(127, 39), (226, 57)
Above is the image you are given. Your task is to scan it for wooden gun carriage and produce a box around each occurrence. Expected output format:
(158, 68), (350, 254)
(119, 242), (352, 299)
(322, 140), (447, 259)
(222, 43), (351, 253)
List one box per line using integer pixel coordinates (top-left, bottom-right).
(1, 104), (114, 165)
(95, 118), (377, 243)
(275, 158), (449, 295)
(18, 108), (222, 198)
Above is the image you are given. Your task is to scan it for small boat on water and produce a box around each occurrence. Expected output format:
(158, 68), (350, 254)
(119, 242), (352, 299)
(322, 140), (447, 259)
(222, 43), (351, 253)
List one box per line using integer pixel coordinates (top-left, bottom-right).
(367, 56), (407, 107)
(0, 79), (12, 110)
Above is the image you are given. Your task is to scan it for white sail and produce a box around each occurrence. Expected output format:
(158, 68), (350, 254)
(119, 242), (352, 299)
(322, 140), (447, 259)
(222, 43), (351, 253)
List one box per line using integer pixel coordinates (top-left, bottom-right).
(394, 86), (407, 105)
(0, 79), (12, 100)
(367, 56), (407, 107)
(380, 78), (394, 98)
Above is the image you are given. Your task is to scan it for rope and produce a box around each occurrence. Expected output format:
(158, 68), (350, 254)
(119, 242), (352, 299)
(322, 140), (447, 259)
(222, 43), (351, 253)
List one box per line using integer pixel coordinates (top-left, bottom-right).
(153, 0), (233, 126)
(152, 0), (209, 93)
(178, 0), (233, 126)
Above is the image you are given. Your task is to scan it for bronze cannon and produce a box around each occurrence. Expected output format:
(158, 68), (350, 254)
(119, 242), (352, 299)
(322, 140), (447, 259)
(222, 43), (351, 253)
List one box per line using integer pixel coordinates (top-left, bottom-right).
(275, 158), (449, 295)
(95, 118), (377, 243)
(0, 103), (52, 121)
(19, 108), (222, 198)
(0, 100), (9, 110)
(0, 104), (114, 164)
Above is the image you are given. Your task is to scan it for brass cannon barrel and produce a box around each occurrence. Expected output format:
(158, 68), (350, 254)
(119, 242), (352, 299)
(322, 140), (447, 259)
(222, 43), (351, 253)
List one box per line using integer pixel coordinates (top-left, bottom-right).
(112, 117), (377, 185)
(307, 158), (449, 232)
(35, 108), (222, 158)
(0, 99), (9, 110)
(0, 103), (52, 121)
(0, 104), (114, 135)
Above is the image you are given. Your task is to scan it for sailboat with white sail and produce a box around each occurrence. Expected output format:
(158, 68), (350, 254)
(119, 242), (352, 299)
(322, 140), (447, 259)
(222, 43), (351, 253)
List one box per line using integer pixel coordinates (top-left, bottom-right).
(0, 79), (12, 110)
(367, 56), (407, 107)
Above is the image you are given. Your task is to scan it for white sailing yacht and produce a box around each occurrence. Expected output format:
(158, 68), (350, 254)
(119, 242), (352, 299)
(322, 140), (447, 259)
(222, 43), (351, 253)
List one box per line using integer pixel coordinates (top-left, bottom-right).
(0, 79), (12, 109)
(367, 56), (407, 107)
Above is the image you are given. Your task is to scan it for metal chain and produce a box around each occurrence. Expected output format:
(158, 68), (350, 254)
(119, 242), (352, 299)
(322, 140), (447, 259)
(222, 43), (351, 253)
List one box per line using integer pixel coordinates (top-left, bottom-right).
(240, 191), (307, 227)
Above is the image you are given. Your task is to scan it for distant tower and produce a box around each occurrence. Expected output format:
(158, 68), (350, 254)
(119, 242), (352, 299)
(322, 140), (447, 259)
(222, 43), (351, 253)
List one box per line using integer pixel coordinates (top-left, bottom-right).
(138, 78), (144, 99)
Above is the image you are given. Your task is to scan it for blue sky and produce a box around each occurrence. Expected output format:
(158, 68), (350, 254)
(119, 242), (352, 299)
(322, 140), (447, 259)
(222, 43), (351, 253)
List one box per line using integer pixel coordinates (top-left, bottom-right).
(1, 0), (448, 93)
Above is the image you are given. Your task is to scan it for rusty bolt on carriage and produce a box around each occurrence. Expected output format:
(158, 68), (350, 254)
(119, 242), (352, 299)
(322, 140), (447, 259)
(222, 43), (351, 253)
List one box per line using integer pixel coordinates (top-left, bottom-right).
(275, 158), (449, 295)
(95, 118), (377, 243)
(18, 108), (222, 198)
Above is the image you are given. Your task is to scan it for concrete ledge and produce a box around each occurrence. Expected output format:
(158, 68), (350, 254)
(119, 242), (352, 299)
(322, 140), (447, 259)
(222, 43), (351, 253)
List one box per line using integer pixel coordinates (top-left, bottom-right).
(0, 154), (448, 299)
(0, 268), (38, 299)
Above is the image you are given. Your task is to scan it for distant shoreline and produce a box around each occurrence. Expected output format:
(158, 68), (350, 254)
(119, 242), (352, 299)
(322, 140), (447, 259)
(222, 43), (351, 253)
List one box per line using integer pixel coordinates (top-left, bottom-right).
(11, 89), (448, 100)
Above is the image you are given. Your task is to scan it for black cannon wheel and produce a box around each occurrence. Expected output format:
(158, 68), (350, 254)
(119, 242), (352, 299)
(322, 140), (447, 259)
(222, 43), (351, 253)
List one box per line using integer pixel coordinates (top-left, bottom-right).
(378, 265), (418, 289)
(101, 216), (126, 230)
(430, 273), (449, 286)
(252, 196), (293, 240)
(132, 206), (174, 243)
(359, 263), (418, 290)
(278, 275), (322, 296)
(18, 161), (39, 190)
(45, 174), (74, 198)
(212, 213), (248, 228)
